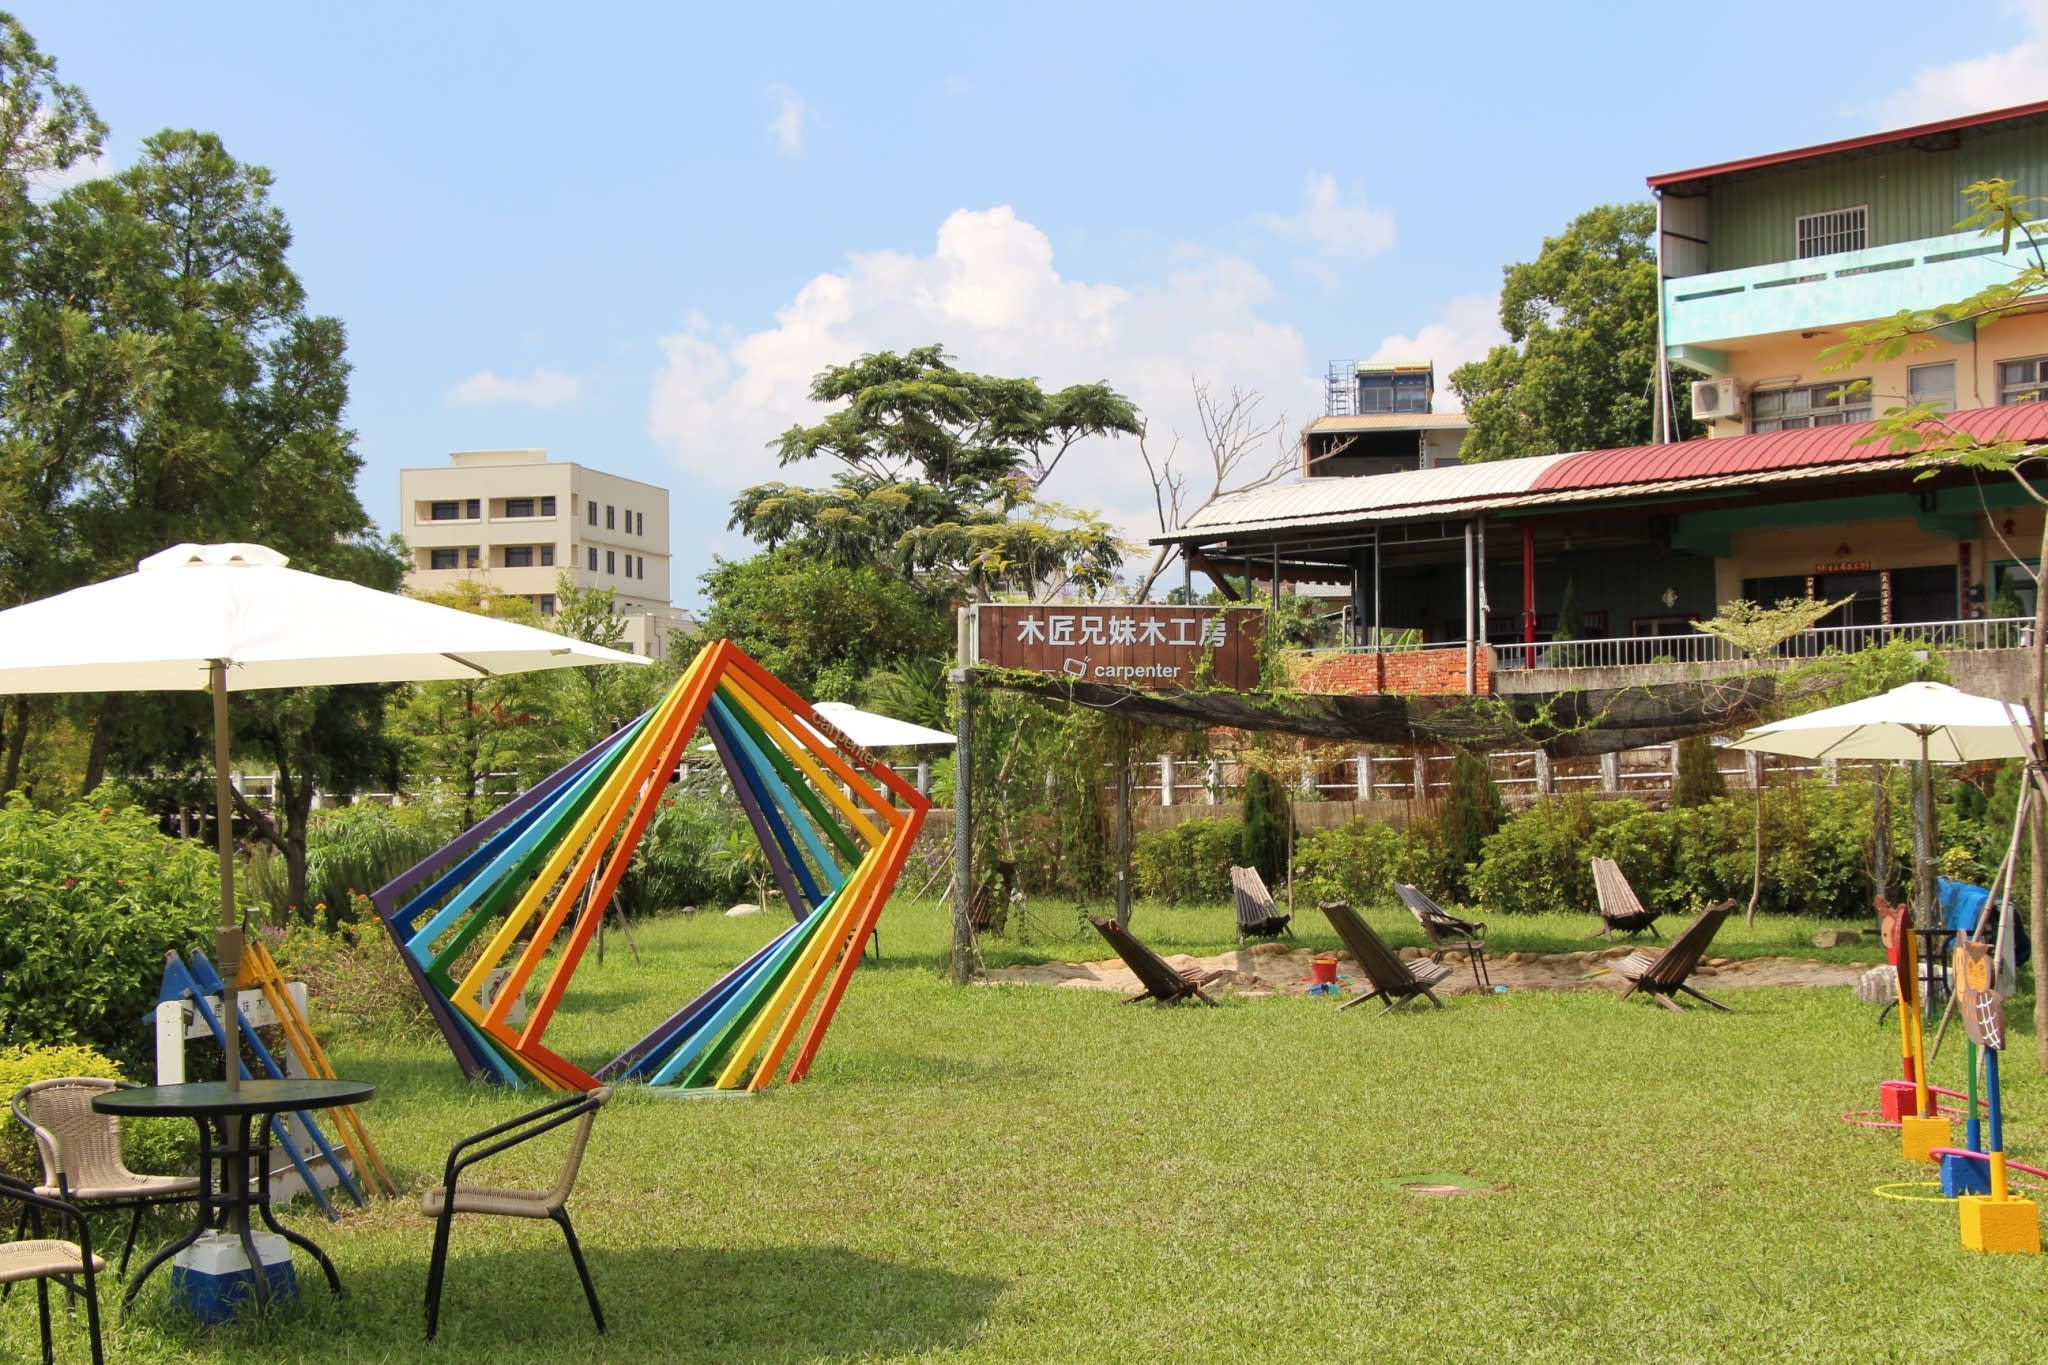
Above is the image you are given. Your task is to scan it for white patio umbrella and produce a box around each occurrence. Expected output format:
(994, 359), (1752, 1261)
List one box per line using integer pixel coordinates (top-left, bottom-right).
(1729, 681), (2036, 921)
(0, 543), (648, 1089)
(810, 701), (956, 749)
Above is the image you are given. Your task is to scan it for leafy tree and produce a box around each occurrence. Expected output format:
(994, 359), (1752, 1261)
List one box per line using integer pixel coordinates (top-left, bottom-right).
(730, 345), (1143, 601)
(384, 580), (574, 830)
(693, 547), (953, 700)
(1440, 747), (1503, 899)
(550, 574), (676, 748)
(1241, 766), (1290, 886)
(1693, 595), (1850, 923)
(1452, 203), (1697, 461)
(1672, 735), (1725, 808)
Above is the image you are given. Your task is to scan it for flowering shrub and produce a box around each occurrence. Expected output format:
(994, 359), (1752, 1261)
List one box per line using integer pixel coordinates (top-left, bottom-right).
(0, 798), (215, 1070)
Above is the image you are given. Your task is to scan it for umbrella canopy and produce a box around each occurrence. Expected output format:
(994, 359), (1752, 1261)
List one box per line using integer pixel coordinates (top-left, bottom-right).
(811, 701), (956, 749)
(0, 542), (648, 1090)
(1727, 681), (2035, 763)
(0, 542), (642, 692)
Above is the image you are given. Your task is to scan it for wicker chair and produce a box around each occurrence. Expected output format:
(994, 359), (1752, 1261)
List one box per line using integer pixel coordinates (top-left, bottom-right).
(0, 1172), (104, 1364)
(11, 1078), (200, 1278)
(421, 1087), (612, 1341)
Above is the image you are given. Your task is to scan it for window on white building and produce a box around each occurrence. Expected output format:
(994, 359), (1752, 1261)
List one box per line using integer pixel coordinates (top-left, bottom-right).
(504, 497), (535, 518)
(540, 544), (554, 567)
(429, 501), (459, 521)
(429, 548), (458, 570)
(587, 503), (597, 526)
(587, 547), (597, 571)
(540, 496), (556, 516)
(504, 546), (533, 568)
(606, 550), (616, 574)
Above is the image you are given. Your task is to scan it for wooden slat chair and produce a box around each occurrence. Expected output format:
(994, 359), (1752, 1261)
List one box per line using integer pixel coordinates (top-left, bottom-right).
(1087, 916), (1221, 1006)
(0, 1173), (103, 1365)
(1589, 857), (1664, 940)
(1318, 900), (1454, 1014)
(1615, 900), (1737, 1012)
(1229, 866), (1293, 943)
(1392, 882), (1490, 989)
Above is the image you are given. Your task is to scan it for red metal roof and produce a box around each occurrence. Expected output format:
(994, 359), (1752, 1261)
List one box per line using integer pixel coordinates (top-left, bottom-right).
(1646, 98), (2048, 189)
(1529, 405), (2048, 493)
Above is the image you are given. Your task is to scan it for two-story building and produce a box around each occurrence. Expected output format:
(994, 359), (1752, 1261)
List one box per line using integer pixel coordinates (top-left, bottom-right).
(1301, 361), (1469, 479)
(1156, 100), (2048, 703)
(399, 449), (694, 658)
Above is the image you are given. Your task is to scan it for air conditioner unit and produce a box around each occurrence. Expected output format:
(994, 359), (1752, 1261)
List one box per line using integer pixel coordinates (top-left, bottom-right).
(1690, 377), (1744, 421)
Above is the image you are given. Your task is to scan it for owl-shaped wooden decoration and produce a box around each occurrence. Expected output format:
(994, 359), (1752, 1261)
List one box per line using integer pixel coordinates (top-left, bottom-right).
(1956, 938), (2006, 1053)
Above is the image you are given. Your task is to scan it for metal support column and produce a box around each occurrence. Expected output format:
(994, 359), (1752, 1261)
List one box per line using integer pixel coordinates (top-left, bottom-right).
(949, 676), (974, 985)
(1463, 521), (1477, 694)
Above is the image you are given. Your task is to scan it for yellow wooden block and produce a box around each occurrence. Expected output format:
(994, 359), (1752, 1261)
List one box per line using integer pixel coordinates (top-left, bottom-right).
(1900, 1114), (1952, 1164)
(1959, 1195), (2041, 1255)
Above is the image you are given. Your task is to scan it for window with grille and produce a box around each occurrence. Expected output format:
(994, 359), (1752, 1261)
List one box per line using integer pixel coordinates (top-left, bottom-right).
(538, 594), (556, 615)
(1998, 356), (2048, 405)
(1750, 379), (1872, 432)
(429, 548), (458, 570)
(464, 547), (480, 568)
(464, 499), (480, 520)
(540, 496), (556, 516)
(540, 545), (554, 567)
(587, 547), (597, 571)
(429, 501), (459, 521)
(504, 546), (533, 568)
(504, 497), (535, 518)
(1796, 206), (1866, 258)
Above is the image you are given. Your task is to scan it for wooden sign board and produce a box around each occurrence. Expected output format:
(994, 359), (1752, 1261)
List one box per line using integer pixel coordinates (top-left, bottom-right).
(966, 604), (1264, 691)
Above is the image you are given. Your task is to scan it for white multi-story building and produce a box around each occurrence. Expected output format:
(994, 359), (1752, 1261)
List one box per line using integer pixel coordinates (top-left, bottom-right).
(398, 448), (694, 658)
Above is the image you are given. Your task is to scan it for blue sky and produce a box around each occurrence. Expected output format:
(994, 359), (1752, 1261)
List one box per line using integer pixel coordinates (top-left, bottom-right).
(22, 2), (2048, 608)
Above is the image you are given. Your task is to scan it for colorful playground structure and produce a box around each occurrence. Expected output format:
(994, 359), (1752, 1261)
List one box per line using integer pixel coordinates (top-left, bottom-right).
(372, 640), (929, 1093)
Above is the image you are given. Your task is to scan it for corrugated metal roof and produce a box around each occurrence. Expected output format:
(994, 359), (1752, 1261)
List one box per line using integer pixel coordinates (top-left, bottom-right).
(1163, 403), (2048, 545)
(1306, 413), (1472, 433)
(1647, 97), (2048, 188)
(1171, 457), (1922, 542)
(1533, 405), (2048, 491)
(1183, 451), (1570, 535)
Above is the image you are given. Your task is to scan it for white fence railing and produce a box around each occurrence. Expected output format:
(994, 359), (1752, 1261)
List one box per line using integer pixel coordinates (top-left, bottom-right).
(1481, 616), (2027, 674)
(1128, 743), (1828, 809)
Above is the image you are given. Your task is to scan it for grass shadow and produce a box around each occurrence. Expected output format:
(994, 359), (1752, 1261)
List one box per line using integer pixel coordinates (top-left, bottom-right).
(178, 1242), (1006, 1364)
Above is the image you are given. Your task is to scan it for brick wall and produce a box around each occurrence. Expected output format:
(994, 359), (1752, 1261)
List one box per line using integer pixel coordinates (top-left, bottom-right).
(1294, 647), (1493, 697)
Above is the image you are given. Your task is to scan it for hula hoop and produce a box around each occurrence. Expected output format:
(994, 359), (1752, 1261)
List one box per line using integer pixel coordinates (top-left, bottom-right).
(1873, 1181), (1948, 1202)
(1842, 1109), (1900, 1129)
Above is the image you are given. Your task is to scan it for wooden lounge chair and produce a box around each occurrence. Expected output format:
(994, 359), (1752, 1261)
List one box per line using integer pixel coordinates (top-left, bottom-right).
(1229, 865), (1293, 942)
(1087, 916), (1221, 1006)
(1589, 857), (1664, 940)
(1392, 882), (1490, 989)
(1318, 900), (1453, 1014)
(1614, 900), (1737, 1011)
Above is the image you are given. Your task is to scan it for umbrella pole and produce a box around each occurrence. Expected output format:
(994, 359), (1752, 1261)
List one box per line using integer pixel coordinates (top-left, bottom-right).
(212, 661), (243, 1095)
(1916, 731), (1938, 929)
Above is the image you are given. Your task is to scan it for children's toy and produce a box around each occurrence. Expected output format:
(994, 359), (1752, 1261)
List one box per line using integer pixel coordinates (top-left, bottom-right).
(1951, 939), (2038, 1253)
(374, 641), (928, 1093)
(1878, 898), (1951, 1163)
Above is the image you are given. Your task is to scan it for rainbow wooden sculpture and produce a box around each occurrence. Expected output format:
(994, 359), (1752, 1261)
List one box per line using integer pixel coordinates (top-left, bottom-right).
(372, 640), (929, 1092)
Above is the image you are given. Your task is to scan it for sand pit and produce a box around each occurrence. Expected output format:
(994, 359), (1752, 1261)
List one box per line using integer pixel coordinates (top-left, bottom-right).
(977, 939), (1867, 1000)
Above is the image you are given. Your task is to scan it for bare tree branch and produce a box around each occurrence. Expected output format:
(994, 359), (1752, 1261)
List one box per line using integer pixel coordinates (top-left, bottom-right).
(1129, 378), (1293, 600)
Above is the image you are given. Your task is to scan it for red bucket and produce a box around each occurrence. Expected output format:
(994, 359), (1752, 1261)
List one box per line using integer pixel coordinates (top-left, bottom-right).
(1311, 956), (1338, 986)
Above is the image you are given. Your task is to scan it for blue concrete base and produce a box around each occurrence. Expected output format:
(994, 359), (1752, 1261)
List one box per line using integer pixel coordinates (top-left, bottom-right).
(170, 1233), (297, 1323)
(1941, 1151), (1993, 1199)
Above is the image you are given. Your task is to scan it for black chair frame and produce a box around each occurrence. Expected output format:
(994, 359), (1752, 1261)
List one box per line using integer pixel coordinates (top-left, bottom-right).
(423, 1090), (607, 1342)
(0, 1172), (103, 1365)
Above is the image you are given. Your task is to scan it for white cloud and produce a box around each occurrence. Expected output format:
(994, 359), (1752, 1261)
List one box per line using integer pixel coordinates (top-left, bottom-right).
(27, 149), (112, 201)
(444, 368), (581, 408)
(1882, 0), (2048, 124)
(647, 206), (1318, 552)
(1363, 294), (1508, 413)
(768, 85), (809, 156)
(1255, 172), (1396, 259)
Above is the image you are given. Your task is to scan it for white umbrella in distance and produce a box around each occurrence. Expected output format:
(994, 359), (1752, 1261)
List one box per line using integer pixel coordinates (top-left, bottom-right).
(0, 543), (649, 1089)
(1730, 681), (2035, 920)
(811, 701), (956, 749)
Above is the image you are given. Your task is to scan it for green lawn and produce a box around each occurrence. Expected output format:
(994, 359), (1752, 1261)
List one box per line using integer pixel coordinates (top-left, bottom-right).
(12, 900), (2045, 1364)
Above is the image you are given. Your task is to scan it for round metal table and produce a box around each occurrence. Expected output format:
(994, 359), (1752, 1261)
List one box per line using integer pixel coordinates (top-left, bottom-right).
(94, 1078), (374, 1310)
